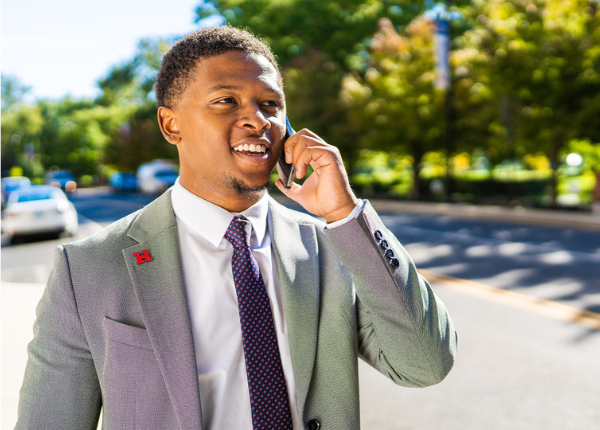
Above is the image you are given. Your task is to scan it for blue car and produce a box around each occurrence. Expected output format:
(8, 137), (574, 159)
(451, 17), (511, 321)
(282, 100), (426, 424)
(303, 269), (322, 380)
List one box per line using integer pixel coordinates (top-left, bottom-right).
(109, 172), (138, 193)
(45, 171), (77, 193)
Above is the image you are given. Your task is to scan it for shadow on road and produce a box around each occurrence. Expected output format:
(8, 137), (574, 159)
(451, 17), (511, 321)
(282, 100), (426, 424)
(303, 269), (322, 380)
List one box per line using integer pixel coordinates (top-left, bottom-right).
(380, 213), (600, 341)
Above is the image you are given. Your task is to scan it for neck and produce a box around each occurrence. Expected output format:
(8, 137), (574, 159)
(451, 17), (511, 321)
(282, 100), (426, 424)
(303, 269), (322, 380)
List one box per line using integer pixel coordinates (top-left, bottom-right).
(220, 190), (266, 213)
(179, 178), (266, 213)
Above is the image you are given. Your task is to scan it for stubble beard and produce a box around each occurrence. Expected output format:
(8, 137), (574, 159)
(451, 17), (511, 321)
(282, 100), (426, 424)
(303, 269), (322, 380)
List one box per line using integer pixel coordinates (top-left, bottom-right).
(228, 176), (271, 196)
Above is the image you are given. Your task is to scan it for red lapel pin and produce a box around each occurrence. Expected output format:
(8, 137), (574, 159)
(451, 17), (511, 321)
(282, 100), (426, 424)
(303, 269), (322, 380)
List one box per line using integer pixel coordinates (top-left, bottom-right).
(133, 250), (153, 265)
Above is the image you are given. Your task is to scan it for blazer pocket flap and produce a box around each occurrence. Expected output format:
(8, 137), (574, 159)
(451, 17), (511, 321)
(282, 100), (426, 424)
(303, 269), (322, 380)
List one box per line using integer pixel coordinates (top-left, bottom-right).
(104, 317), (153, 350)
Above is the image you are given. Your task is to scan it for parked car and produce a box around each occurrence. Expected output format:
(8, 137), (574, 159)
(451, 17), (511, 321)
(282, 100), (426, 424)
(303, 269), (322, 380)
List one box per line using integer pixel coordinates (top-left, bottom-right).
(1, 176), (31, 207)
(109, 172), (138, 193)
(45, 170), (77, 193)
(137, 161), (179, 195)
(2, 185), (78, 243)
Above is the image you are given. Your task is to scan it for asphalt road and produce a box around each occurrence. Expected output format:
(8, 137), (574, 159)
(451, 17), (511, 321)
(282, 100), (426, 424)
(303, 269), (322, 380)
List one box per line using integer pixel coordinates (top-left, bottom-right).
(2, 188), (600, 429)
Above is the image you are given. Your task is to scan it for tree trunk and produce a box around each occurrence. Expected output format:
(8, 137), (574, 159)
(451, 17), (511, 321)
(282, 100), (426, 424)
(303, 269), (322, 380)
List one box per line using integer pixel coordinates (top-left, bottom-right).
(410, 150), (423, 200)
(593, 171), (600, 202)
(549, 167), (558, 207)
(548, 143), (561, 208)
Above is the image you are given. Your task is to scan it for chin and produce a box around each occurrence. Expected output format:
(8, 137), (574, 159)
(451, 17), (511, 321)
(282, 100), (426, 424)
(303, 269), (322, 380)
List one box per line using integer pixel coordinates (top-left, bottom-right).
(228, 177), (271, 195)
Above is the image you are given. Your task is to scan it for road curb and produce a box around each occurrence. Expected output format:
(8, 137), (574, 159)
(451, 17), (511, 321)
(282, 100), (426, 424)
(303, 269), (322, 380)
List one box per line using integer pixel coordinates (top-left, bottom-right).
(366, 199), (600, 230)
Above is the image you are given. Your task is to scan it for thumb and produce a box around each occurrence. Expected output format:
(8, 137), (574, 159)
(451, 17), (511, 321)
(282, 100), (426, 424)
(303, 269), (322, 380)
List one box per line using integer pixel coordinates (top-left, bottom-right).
(275, 178), (303, 204)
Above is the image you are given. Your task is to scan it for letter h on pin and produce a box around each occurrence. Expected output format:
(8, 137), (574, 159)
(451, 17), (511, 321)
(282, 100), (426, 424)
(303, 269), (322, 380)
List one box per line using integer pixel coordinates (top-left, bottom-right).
(133, 250), (153, 265)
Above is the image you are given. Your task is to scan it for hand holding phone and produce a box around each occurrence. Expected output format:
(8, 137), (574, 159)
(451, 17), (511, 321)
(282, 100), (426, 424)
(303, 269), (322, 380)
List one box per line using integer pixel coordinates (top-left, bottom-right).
(276, 117), (296, 189)
(275, 122), (358, 223)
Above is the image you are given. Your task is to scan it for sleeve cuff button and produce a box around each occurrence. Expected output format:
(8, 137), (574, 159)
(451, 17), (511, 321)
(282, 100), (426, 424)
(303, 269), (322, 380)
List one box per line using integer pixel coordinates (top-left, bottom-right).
(307, 419), (320, 430)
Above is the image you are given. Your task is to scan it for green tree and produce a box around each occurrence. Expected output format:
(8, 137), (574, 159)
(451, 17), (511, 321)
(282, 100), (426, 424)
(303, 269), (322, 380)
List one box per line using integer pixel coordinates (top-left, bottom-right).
(1, 74), (43, 177)
(196, 0), (470, 170)
(341, 17), (445, 198)
(1, 104), (44, 177)
(1, 74), (32, 112)
(197, 0), (427, 65)
(463, 0), (600, 205)
(96, 38), (171, 107)
(567, 138), (600, 202)
(96, 37), (177, 171)
(31, 98), (125, 179)
(2, 38), (177, 180)
(451, 22), (507, 168)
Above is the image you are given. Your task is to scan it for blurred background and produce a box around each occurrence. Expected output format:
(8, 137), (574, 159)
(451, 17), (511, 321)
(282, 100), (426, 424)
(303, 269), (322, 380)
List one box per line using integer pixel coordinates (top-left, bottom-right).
(2, 1), (600, 429)
(3, 0), (600, 210)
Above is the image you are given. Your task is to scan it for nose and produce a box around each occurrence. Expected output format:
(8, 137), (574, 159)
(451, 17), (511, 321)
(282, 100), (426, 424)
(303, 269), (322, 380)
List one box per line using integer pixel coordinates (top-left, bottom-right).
(237, 103), (271, 132)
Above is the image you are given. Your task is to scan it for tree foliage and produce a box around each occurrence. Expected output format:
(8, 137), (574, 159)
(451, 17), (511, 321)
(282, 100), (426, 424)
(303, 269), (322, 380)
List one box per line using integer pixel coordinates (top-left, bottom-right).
(3, 1), (600, 204)
(1, 74), (32, 112)
(460, 0), (600, 203)
(1, 38), (176, 180)
(197, 0), (432, 66)
(96, 37), (177, 172)
(567, 138), (600, 201)
(341, 17), (445, 197)
(196, 0), (469, 169)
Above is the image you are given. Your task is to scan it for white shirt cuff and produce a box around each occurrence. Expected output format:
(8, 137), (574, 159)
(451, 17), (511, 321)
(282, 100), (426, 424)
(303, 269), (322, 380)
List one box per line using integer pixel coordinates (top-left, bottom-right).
(325, 200), (365, 229)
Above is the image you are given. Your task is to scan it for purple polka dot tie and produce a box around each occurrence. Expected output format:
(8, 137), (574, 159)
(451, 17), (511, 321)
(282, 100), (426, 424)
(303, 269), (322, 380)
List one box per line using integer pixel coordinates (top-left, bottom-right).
(225, 216), (293, 430)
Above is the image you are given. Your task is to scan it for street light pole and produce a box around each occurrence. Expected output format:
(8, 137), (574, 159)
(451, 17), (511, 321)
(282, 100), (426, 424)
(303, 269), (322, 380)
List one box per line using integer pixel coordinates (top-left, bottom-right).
(426, 2), (460, 202)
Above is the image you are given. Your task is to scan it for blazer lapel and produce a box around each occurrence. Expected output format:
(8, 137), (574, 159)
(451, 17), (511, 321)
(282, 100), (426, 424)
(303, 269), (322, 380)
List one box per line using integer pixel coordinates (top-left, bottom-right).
(123, 192), (202, 430)
(268, 198), (320, 415)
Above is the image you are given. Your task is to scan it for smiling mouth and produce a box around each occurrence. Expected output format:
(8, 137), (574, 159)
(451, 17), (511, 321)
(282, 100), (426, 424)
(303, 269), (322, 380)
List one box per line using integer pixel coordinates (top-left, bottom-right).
(232, 143), (268, 156)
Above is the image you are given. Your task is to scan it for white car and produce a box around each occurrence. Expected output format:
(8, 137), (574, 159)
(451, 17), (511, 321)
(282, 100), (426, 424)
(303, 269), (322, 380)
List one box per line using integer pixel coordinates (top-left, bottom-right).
(2, 185), (78, 243)
(137, 160), (179, 195)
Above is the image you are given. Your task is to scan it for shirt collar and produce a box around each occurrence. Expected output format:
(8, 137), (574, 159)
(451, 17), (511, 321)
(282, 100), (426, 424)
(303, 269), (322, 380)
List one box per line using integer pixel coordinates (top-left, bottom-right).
(171, 179), (269, 248)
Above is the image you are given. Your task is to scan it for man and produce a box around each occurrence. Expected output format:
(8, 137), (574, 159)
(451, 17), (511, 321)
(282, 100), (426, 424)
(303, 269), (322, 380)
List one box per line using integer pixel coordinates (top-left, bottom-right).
(16, 26), (457, 430)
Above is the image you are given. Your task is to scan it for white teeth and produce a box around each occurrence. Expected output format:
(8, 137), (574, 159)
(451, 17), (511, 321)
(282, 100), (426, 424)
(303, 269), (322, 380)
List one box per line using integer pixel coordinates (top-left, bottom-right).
(233, 144), (267, 153)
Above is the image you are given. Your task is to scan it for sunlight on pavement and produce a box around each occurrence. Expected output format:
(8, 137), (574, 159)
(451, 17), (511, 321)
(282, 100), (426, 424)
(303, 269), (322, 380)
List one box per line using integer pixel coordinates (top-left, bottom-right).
(420, 269), (600, 331)
(1, 282), (45, 429)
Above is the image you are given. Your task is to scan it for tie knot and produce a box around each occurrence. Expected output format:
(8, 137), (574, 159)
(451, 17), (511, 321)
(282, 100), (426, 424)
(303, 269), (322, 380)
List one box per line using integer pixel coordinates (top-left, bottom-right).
(225, 216), (251, 249)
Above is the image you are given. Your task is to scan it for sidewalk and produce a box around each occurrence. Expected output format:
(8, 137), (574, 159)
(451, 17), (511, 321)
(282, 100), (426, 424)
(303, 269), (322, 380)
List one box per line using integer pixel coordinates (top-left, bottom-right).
(1, 282), (45, 429)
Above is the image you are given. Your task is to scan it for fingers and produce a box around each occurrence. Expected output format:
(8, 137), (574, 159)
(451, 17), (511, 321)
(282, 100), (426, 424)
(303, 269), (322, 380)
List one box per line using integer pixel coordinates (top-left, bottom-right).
(284, 128), (321, 163)
(275, 178), (303, 201)
(284, 129), (338, 178)
(277, 129), (358, 221)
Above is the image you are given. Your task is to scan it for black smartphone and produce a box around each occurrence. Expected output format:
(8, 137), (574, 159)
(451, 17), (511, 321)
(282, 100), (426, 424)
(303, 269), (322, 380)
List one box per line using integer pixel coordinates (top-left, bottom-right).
(276, 117), (296, 189)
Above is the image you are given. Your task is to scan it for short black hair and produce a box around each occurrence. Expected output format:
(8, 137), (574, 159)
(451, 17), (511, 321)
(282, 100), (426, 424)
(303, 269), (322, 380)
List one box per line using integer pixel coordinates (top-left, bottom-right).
(155, 25), (281, 108)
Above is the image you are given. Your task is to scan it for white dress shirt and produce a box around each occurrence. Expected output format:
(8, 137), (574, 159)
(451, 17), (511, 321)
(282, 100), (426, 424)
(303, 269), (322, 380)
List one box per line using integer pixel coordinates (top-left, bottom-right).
(171, 179), (364, 430)
(171, 180), (301, 430)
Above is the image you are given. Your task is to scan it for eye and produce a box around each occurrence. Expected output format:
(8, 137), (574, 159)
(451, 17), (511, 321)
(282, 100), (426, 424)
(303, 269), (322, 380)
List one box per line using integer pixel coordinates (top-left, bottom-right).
(263, 100), (281, 108)
(216, 97), (236, 104)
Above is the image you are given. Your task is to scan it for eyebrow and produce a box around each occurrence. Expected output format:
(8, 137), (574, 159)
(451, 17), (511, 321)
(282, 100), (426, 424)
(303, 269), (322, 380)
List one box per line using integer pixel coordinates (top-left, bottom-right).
(206, 84), (283, 98)
(207, 84), (241, 93)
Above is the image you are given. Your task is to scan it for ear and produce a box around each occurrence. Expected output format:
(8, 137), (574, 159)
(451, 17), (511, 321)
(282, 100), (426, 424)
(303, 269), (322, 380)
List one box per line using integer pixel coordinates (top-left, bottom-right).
(157, 107), (182, 145)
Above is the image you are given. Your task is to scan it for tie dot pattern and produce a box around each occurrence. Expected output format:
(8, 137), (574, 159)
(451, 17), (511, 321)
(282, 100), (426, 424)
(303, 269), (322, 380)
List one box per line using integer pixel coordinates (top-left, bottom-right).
(225, 216), (293, 430)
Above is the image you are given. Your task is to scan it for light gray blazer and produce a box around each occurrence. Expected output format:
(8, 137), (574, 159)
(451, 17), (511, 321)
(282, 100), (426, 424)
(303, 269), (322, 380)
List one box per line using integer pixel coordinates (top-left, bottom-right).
(16, 191), (457, 430)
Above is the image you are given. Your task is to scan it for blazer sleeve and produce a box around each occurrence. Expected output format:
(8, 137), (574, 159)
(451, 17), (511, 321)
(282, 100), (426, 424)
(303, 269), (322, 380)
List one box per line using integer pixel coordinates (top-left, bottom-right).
(15, 246), (102, 430)
(324, 200), (458, 388)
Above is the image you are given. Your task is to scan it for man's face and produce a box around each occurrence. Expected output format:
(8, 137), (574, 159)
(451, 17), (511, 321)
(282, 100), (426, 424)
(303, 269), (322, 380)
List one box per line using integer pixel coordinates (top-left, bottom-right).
(166, 50), (286, 207)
